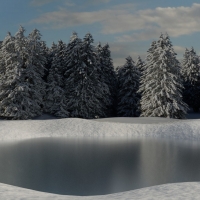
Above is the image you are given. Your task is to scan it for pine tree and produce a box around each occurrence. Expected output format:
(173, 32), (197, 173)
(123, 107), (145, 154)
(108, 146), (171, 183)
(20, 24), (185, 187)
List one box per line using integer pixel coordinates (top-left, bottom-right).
(40, 41), (49, 82)
(136, 55), (145, 76)
(181, 47), (200, 112)
(42, 42), (58, 85)
(81, 33), (111, 118)
(63, 32), (83, 117)
(138, 41), (157, 96)
(0, 26), (45, 119)
(96, 42), (117, 117)
(0, 31), (27, 119)
(0, 32), (14, 83)
(45, 40), (69, 117)
(138, 33), (189, 119)
(25, 28), (47, 116)
(136, 41), (156, 114)
(116, 56), (140, 117)
(135, 55), (145, 113)
(64, 32), (111, 119)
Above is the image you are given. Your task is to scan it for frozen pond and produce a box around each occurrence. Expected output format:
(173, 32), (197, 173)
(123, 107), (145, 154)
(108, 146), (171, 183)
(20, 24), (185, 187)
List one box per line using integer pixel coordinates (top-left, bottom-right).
(0, 137), (200, 196)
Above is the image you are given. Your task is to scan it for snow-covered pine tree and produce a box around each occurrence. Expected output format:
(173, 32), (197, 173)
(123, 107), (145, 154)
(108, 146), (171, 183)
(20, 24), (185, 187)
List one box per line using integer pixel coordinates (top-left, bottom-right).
(0, 34), (11, 80)
(116, 56), (140, 117)
(96, 42), (117, 117)
(26, 28), (47, 116)
(0, 31), (24, 119)
(180, 48), (189, 78)
(181, 47), (200, 112)
(40, 41), (49, 82)
(64, 32), (111, 119)
(135, 55), (145, 113)
(42, 42), (57, 84)
(181, 48), (192, 110)
(0, 27), (38, 119)
(138, 41), (157, 96)
(45, 40), (69, 117)
(63, 32), (83, 117)
(81, 33), (112, 118)
(138, 33), (189, 119)
(136, 55), (145, 76)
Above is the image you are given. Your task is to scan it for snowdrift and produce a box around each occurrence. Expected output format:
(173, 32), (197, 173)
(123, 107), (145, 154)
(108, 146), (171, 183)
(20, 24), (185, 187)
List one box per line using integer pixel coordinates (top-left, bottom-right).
(0, 116), (199, 141)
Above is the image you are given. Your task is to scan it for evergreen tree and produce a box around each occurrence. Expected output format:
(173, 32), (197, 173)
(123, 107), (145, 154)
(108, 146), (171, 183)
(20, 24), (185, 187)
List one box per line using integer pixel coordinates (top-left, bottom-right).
(63, 32), (84, 117)
(42, 42), (57, 84)
(138, 33), (189, 119)
(181, 47), (200, 112)
(116, 56), (140, 117)
(138, 41), (157, 96)
(45, 40), (69, 117)
(26, 28), (47, 116)
(40, 41), (50, 82)
(64, 32), (111, 119)
(135, 55), (145, 76)
(96, 42), (117, 117)
(135, 55), (145, 113)
(0, 31), (27, 119)
(0, 26), (45, 119)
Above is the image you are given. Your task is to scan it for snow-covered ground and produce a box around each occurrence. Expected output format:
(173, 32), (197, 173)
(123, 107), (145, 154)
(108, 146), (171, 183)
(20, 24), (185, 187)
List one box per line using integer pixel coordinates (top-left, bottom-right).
(0, 112), (200, 199)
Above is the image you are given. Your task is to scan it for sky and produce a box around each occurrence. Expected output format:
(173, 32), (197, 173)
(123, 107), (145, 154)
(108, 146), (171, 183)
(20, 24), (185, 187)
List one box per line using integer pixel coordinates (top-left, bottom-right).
(1, 0), (200, 68)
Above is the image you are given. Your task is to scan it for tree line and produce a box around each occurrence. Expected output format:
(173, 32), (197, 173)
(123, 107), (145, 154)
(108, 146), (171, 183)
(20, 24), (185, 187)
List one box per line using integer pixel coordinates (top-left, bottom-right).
(0, 26), (199, 120)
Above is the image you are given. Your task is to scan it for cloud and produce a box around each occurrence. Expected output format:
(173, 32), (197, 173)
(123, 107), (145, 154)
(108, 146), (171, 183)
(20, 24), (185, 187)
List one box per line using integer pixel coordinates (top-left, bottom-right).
(29, 3), (200, 41)
(115, 29), (162, 42)
(30, 7), (114, 29)
(115, 3), (200, 41)
(30, 0), (55, 6)
(29, 3), (137, 29)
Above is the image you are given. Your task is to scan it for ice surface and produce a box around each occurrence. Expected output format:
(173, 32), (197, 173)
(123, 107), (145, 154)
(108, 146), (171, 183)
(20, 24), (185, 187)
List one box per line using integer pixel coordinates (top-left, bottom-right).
(0, 112), (200, 199)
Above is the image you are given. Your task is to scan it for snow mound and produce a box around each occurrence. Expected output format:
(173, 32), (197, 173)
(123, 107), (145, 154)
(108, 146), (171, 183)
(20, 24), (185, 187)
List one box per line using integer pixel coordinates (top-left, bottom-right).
(0, 182), (200, 200)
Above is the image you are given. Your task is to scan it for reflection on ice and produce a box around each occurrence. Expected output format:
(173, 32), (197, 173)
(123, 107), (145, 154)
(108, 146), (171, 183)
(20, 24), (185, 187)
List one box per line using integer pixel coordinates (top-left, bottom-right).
(0, 137), (200, 196)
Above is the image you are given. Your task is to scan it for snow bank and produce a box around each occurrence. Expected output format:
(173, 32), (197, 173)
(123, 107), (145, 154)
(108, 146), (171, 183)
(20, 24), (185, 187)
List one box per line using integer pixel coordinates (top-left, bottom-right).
(0, 116), (200, 141)
(0, 182), (200, 200)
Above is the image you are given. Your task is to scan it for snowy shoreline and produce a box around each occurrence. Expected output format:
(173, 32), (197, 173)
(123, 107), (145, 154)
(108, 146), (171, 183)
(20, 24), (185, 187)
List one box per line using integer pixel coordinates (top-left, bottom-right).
(0, 116), (200, 141)
(0, 115), (200, 199)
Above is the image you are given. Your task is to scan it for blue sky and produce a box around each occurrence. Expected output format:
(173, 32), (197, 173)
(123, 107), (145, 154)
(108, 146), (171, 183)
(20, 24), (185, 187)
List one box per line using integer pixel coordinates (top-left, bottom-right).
(1, 0), (200, 68)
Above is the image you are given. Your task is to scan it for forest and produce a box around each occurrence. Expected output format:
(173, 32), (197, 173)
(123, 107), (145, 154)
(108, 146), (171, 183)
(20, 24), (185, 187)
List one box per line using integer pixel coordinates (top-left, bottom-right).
(0, 26), (199, 120)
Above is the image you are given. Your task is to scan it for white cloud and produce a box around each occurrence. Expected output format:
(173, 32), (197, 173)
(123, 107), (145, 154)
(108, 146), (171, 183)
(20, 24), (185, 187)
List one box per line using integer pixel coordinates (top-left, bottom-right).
(115, 3), (200, 41)
(30, 3), (200, 42)
(30, 9), (103, 29)
(29, 3), (138, 29)
(115, 29), (162, 42)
